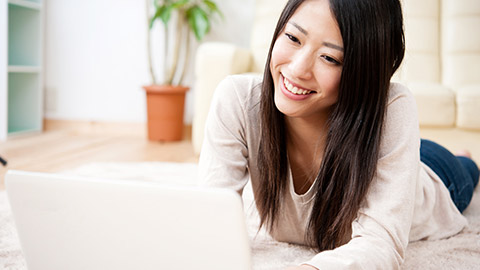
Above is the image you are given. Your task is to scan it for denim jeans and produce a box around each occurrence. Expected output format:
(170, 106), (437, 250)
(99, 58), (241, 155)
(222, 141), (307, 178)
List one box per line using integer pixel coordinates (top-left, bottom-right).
(420, 139), (480, 213)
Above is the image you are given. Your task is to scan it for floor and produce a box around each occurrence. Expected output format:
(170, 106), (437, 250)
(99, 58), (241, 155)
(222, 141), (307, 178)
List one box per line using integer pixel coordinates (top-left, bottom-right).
(0, 121), (479, 190)
(420, 127), (480, 161)
(0, 121), (198, 190)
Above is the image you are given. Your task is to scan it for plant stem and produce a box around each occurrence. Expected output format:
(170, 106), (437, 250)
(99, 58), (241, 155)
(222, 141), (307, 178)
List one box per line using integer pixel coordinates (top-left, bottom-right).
(169, 11), (183, 85)
(146, 0), (157, 85)
(163, 22), (169, 85)
(178, 23), (190, 86)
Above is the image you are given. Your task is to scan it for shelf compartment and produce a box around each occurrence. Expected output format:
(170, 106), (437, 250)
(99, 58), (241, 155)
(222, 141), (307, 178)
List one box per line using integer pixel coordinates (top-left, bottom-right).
(8, 65), (41, 73)
(8, 3), (41, 66)
(8, 0), (42, 10)
(8, 72), (42, 134)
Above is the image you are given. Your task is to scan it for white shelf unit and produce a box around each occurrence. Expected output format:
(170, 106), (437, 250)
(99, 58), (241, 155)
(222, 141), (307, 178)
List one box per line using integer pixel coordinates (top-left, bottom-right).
(1, 0), (43, 140)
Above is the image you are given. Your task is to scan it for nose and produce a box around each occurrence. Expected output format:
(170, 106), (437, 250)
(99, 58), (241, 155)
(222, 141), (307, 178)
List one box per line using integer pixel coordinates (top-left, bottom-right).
(289, 49), (314, 80)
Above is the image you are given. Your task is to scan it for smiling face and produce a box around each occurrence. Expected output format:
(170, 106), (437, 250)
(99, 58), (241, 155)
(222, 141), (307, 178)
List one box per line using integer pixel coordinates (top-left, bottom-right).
(271, 0), (343, 122)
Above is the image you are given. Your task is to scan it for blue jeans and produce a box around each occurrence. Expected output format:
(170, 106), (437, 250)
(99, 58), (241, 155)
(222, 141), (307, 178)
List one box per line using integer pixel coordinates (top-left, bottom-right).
(420, 139), (479, 213)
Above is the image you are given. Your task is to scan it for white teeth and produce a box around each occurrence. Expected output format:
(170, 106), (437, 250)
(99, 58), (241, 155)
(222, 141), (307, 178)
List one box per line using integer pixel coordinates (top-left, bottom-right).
(283, 77), (312, 95)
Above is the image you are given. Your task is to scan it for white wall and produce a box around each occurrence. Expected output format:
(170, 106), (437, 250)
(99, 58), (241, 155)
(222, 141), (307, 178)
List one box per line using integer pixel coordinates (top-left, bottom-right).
(44, 0), (255, 124)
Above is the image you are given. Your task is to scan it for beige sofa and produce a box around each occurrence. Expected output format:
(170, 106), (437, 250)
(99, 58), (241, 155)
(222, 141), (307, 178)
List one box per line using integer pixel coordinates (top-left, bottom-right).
(192, 0), (480, 155)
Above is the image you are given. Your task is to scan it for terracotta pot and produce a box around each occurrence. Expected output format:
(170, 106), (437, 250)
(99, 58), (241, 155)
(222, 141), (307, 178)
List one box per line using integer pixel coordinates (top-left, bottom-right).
(143, 85), (189, 141)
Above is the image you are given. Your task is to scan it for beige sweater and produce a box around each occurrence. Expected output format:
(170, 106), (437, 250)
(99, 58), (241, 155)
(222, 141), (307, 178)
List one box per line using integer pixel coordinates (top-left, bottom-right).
(198, 74), (467, 270)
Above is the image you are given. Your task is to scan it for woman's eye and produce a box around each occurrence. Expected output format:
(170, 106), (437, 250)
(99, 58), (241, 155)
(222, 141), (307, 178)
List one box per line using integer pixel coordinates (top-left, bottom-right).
(322, 55), (341, 65)
(285, 33), (300, 44)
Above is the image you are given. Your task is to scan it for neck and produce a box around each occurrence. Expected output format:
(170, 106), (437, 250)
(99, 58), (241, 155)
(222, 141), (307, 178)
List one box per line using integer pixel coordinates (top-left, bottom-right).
(285, 114), (329, 194)
(285, 113), (329, 151)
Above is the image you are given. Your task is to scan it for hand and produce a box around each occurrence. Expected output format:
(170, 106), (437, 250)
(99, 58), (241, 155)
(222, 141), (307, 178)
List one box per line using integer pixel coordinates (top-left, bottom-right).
(285, 264), (318, 270)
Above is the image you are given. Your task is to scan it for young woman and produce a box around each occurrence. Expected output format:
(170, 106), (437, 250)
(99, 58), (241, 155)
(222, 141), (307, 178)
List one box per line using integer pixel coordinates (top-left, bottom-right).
(199, 0), (480, 269)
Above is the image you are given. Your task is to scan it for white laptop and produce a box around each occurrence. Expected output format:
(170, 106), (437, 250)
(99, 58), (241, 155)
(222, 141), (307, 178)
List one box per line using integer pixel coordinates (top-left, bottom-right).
(5, 170), (252, 270)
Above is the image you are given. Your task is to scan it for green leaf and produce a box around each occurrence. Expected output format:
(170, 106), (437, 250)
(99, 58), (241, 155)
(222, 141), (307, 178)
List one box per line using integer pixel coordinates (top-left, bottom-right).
(150, 4), (174, 28)
(171, 0), (189, 9)
(203, 0), (223, 17)
(186, 6), (210, 41)
(160, 5), (174, 25)
(153, 0), (174, 9)
(149, 7), (162, 29)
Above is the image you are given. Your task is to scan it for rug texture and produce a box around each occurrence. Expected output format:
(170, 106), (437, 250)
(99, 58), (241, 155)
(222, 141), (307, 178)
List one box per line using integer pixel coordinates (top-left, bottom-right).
(1, 162), (479, 269)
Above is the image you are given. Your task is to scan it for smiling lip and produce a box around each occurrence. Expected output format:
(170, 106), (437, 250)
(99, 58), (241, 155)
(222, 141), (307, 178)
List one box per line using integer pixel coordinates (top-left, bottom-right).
(280, 74), (315, 101)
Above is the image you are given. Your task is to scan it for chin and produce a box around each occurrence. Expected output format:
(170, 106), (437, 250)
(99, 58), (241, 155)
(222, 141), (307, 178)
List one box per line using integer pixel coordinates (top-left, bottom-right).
(274, 90), (297, 117)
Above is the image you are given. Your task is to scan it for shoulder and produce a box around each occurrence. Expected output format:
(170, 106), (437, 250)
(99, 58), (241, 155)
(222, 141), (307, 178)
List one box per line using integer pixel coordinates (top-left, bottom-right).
(379, 82), (420, 151)
(221, 73), (263, 89)
(385, 82), (418, 121)
(387, 82), (415, 106)
(213, 74), (263, 113)
(215, 74), (263, 100)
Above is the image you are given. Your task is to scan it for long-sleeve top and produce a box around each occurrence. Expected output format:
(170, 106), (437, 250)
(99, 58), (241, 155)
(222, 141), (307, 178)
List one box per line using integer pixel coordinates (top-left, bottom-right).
(198, 74), (467, 270)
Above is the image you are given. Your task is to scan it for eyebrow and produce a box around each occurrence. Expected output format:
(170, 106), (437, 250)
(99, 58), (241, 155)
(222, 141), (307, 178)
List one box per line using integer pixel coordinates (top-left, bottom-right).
(289, 21), (308, 35)
(288, 21), (344, 52)
(324, 42), (344, 52)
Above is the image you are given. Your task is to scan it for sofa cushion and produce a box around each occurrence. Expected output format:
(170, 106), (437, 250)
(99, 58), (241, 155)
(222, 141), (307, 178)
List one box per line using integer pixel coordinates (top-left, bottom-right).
(250, 0), (288, 73)
(407, 82), (456, 127)
(400, 0), (441, 83)
(442, 0), (480, 87)
(456, 85), (480, 129)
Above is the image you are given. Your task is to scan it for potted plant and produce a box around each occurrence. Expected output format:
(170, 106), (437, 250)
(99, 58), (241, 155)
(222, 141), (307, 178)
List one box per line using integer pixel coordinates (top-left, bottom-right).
(144, 0), (222, 141)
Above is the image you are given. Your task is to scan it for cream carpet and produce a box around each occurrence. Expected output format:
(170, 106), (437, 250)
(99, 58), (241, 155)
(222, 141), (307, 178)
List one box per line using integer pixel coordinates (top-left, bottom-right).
(0, 162), (479, 269)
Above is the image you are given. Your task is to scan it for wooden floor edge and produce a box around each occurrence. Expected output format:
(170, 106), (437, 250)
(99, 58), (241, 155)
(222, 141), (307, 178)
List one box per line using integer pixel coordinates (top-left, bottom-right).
(43, 119), (192, 140)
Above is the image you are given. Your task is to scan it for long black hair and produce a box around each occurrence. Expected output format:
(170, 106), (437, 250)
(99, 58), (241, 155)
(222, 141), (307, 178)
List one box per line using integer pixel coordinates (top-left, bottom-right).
(257, 0), (405, 251)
